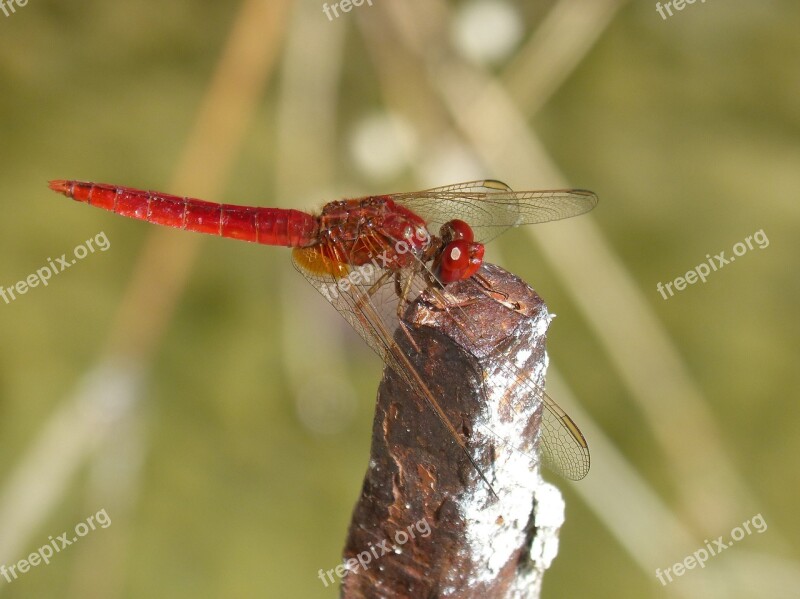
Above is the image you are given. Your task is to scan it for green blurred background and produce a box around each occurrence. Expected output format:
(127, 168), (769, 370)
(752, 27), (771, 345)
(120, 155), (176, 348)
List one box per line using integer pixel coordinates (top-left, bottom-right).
(0, 1), (798, 597)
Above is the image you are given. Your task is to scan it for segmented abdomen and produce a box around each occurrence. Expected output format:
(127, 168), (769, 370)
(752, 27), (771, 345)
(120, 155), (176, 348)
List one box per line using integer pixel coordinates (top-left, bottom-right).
(49, 180), (319, 247)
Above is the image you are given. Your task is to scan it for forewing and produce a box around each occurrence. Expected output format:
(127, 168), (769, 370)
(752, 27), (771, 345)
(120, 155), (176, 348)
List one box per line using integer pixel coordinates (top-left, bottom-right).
(420, 179), (513, 194)
(390, 181), (598, 244)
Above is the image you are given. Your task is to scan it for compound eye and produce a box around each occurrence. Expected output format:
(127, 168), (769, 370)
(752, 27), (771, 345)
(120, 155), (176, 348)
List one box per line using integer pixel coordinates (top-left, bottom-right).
(437, 240), (485, 283)
(440, 219), (474, 244)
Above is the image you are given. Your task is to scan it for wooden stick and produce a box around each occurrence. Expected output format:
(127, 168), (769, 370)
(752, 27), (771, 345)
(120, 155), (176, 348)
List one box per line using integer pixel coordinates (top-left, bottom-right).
(340, 264), (564, 598)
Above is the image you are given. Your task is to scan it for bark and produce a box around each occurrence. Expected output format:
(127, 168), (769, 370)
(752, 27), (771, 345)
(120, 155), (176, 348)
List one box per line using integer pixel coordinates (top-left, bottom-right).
(340, 264), (565, 599)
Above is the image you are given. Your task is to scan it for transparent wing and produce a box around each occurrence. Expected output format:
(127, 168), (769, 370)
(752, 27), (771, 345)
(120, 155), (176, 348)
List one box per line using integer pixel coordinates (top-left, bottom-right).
(389, 180), (598, 243)
(537, 386), (590, 480)
(291, 243), (400, 363)
(291, 241), (501, 492)
(438, 273), (590, 481)
(419, 179), (513, 194)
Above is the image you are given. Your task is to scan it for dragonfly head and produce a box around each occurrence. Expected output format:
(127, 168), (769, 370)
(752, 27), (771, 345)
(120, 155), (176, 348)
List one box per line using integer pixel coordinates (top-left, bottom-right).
(439, 219), (474, 243)
(436, 219), (484, 283)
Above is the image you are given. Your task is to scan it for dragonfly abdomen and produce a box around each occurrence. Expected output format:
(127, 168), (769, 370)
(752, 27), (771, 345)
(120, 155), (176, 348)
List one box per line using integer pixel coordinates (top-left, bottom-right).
(48, 181), (319, 247)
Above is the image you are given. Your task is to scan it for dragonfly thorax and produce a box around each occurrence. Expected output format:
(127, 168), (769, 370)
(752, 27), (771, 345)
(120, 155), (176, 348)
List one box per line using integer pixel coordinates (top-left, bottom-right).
(317, 196), (431, 270)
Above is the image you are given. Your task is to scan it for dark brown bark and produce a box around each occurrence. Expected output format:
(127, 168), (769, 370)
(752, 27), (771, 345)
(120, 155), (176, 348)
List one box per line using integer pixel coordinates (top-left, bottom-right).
(340, 264), (564, 599)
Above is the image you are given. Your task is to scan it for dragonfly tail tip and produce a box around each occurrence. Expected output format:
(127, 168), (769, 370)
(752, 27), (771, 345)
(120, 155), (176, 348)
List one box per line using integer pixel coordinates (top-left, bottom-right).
(48, 180), (70, 195)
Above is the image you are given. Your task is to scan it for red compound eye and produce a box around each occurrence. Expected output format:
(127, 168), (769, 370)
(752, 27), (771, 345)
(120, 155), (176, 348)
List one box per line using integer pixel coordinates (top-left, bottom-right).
(437, 240), (485, 283)
(440, 219), (474, 243)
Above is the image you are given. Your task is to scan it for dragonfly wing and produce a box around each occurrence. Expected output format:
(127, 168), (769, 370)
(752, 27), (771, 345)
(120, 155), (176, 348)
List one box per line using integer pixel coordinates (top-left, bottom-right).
(453, 275), (591, 480)
(391, 181), (519, 243)
(505, 189), (598, 227)
(293, 242), (502, 494)
(538, 391), (590, 480)
(391, 184), (598, 244)
(291, 244), (398, 362)
(420, 179), (513, 194)
(404, 252), (591, 480)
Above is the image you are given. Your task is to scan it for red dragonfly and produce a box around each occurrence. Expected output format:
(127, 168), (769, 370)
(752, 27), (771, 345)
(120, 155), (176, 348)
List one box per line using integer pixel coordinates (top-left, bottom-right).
(49, 179), (596, 486)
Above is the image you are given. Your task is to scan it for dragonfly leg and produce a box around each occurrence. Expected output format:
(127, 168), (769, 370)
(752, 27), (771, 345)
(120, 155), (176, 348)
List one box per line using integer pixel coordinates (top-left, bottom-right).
(366, 269), (393, 294)
(349, 267), (420, 354)
(419, 285), (497, 356)
(473, 273), (521, 310)
(394, 272), (422, 354)
(349, 268), (393, 324)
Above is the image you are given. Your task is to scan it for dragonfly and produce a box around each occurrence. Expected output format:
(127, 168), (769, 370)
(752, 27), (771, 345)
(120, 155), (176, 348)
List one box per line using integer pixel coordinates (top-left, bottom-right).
(49, 178), (597, 489)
